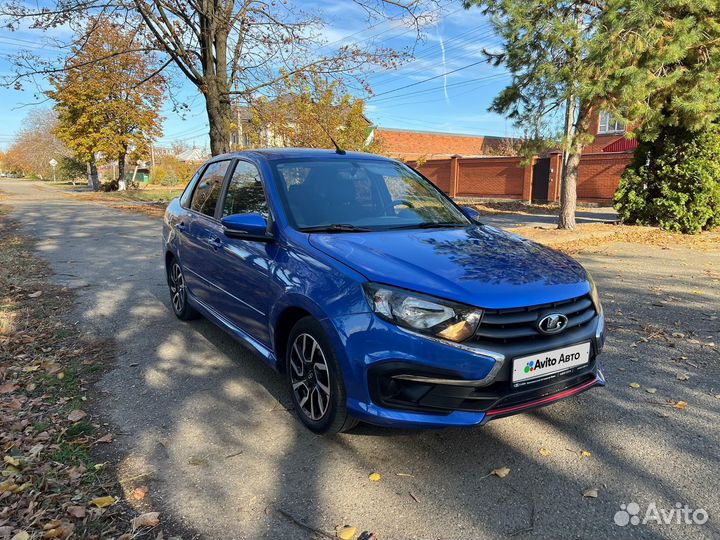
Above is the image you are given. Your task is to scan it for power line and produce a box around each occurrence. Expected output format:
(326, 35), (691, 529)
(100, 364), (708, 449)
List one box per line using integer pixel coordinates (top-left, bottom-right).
(369, 72), (507, 104)
(369, 58), (489, 100)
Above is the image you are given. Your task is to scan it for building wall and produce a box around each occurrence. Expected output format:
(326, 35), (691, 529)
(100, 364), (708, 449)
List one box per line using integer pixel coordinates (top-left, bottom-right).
(376, 129), (486, 159)
(456, 157), (525, 199)
(409, 158), (452, 192)
(576, 153), (633, 202)
(410, 152), (632, 203)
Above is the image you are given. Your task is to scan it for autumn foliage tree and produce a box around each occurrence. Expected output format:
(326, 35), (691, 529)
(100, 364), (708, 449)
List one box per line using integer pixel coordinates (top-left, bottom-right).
(5, 109), (70, 179)
(45, 18), (164, 191)
(1, 1), (424, 156)
(250, 74), (374, 152)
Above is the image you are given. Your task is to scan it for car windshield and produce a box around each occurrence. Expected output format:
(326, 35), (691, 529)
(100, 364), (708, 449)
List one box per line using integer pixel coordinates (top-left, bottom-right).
(271, 158), (470, 231)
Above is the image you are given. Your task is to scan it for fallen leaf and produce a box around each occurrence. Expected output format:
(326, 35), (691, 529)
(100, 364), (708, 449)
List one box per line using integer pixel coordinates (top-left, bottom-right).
(28, 291), (42, 298)
(580, 450), (592, 458)
(0, 481), (18, 493)
(42, 523), (73, 539)
(0, 383), (17, 394)
(96, 434), (113, 444)
(4, 456), (20, 467)
(11, 532), (30, 540)
(90, 496), (115, 508)
(67, 410), (87, 423)
(368, 472), (382, 482)
(336, 525), (357, 540)
(676, 373), (690, 381)
(645, 388), (657, 394)
(131, 512), (160, 530)
(66, 506), (86, 518)
(130, 485), (149, 501)
(539, 448), (551, 457)
(629, 383), (641, 389)
(490, 467), (510, 478)
(582, 488), (599, 498)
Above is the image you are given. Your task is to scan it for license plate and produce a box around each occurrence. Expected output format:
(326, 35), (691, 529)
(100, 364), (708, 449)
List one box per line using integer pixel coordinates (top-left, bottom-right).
(512, 342), (591, 385)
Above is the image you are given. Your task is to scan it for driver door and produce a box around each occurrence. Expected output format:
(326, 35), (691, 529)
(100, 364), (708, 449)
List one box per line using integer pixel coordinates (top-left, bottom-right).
(212, 160), (276, 345)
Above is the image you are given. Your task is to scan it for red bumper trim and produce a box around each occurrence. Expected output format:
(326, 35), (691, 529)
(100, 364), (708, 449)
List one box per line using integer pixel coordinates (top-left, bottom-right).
(485, 377), (599, 417)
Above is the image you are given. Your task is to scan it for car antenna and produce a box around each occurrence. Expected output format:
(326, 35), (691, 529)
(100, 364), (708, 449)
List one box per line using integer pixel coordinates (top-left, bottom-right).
(315, 118), (346, 155)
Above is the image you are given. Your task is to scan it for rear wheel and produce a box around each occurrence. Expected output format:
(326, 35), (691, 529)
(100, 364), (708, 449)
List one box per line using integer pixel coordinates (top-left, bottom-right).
(168, 259), (199, 320)
(286, 317), (358, 434)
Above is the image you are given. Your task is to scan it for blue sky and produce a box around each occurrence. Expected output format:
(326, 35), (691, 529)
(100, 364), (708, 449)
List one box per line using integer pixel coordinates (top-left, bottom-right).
(0, 1), (516, 151)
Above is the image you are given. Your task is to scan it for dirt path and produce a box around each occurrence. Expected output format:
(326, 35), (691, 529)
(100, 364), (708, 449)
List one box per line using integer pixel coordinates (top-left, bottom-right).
(2, 179), (719, 540)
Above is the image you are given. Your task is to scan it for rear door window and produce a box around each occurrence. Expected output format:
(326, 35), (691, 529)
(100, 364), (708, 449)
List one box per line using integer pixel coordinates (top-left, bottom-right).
(190, 160), (230, 217)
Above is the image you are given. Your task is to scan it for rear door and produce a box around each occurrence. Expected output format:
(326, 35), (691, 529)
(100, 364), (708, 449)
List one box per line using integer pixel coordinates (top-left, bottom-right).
(180, 160), (232, 308)
(212, 159), (276, 345)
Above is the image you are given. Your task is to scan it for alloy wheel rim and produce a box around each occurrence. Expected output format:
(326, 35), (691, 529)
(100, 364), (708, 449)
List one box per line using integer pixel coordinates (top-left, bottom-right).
(289, 333), (331, 421)
(169, 263), (185, 313)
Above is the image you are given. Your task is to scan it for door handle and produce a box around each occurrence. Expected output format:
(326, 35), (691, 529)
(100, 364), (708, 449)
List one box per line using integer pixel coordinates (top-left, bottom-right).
(175, 222), (186, 232)
(208, 237), (223, 250)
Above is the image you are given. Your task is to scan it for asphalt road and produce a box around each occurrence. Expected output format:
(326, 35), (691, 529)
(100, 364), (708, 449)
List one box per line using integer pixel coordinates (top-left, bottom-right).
(2, 179), (719, 540)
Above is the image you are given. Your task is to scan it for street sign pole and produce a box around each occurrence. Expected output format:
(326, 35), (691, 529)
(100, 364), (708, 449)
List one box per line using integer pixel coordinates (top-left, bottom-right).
(49, 159), (58, 183)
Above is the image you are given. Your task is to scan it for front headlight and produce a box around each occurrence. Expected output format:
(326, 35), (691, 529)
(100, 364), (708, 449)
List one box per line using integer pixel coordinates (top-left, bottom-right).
(586, 272), (602, 313)
(363, 283), (483, 342)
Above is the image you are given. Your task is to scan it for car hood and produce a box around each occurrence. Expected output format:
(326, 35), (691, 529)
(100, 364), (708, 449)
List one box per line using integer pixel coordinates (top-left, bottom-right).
(308, 225), (590, 309)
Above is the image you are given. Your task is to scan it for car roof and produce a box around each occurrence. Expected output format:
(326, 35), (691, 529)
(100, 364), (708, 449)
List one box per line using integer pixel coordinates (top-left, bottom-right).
(207, 148), (395, 163)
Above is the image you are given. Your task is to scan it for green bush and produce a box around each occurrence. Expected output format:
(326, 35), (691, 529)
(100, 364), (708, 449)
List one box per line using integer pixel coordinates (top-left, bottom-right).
(57, 157), (86, 183)
(614, 126), (720, 234)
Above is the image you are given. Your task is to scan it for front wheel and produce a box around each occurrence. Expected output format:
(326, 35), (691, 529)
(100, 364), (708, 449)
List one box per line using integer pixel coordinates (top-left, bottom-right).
(286, 317), (358, 434)
(167, 259), (199, 320)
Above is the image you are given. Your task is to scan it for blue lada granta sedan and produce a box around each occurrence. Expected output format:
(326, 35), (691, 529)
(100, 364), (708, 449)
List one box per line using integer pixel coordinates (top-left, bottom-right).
(162, 149), (605, 433)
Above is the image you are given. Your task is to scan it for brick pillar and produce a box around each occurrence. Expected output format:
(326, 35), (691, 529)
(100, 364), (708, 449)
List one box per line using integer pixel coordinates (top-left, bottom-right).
(522, 156), (536, 203)
(449, 155), (460, 197)
(547, 151), (563, 202)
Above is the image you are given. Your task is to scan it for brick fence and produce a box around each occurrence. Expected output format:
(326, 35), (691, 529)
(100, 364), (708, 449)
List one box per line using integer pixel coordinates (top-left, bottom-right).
(408, 151), (633, 203)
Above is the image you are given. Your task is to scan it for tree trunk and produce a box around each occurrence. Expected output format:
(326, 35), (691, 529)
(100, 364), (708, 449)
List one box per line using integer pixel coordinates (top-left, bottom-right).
(559, 150), (581, 229)
(87, 160), (100, 191)
(558, 101), (591, 230)
(204, 81), (234, 156)
(117, 152), (127, 191)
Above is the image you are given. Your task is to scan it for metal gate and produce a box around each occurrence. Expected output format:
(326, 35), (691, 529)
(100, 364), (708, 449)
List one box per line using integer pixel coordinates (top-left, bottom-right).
(532, 157), (551, 202)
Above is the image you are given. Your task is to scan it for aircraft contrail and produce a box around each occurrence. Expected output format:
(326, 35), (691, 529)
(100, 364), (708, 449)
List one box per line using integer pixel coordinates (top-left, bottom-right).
(437, 28), (449, 104)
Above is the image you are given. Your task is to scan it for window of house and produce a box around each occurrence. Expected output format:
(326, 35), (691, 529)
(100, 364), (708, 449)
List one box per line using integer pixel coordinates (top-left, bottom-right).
(598, 111), (624, 134)
(190, 160), (230, 217)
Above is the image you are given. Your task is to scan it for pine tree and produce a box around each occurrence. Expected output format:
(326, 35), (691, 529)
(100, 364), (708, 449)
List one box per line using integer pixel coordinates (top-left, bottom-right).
(464, 0), (720, 229)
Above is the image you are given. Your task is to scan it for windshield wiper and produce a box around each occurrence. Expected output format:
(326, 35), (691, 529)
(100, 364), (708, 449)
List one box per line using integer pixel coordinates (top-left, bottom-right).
(299, 224), (372, 233)
(388, 221), (469, 230)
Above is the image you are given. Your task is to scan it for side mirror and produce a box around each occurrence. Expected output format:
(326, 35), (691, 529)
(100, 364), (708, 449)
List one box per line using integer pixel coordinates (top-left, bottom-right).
(461, 206), (481, 223)
(221, 213), (273, 242)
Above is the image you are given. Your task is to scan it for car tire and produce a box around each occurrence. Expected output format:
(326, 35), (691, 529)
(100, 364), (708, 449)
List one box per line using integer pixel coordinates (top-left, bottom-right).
(286, 317), (358, 434)
(167, 258), (199, 321)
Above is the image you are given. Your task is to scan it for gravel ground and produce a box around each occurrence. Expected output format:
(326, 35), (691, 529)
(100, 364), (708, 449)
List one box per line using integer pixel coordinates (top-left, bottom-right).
(2, 179), (719, 540)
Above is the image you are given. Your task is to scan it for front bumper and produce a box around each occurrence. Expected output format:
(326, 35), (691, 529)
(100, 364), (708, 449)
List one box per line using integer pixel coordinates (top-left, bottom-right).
(331, 310), (606, 428)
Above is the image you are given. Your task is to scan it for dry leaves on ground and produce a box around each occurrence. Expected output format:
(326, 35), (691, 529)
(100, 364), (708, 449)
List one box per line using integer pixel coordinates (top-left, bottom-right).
(0, 205), (165, 539)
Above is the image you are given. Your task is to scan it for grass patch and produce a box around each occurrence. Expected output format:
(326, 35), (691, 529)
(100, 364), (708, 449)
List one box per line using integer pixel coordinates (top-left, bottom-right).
(51, 442), (91, 465)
